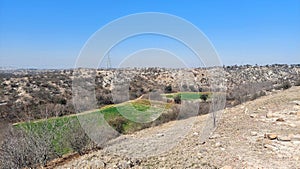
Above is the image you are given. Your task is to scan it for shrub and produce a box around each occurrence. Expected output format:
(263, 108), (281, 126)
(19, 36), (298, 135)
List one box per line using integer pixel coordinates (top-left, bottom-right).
(200, 94), (208, 102)
(152, 105), (180, 125)
(182, 84), (188, 90)
(0, 126), (56, 168)
(198, 102), (210, 115)
(189, 85), (197, 92)
(282, 81), (291, 90)
(295, 79), (300, 86)
(174, 94), (181, 104)
(198, 87), (203, 92)
(178, 102), (200, 119)
(164, 85), (172, 93)
(0, 106), (77, 168)
(66, 119), (94, 155)
(107, 116), (127, 133)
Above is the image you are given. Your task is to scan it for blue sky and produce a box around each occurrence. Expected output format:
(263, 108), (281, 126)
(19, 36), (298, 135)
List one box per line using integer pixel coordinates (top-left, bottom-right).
(0, 0), (299, 68)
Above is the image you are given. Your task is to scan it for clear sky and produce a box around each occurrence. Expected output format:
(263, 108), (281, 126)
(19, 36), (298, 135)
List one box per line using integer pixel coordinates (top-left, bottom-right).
(0, 0), (299, 68)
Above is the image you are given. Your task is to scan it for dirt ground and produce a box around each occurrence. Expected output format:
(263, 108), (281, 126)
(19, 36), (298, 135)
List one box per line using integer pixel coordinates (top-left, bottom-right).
(55, 86), (300, 169)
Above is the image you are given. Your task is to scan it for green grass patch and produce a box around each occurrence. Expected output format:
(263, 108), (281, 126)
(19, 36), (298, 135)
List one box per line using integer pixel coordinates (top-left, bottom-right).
(14, 99), (171, 156)
(163, 92), (211, 100)
(16, 116), (79, 155)
(102, 99), (169, 133)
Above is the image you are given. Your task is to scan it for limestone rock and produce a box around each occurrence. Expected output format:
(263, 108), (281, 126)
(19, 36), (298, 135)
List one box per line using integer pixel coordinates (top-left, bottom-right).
(264, 133), (277, 140)
(250, 131), (258, 136)
(289, 111), (297, 115)
(193, 132), (199, 136)
(266, 112), (276, 118)
(292, 100), (300, 105)
(264, 144), (277, 151)
(215, 142), (222, 147)
(276, 118), (285, 122)
(156, 133), (164, 137)
(277, 135), (291, 141)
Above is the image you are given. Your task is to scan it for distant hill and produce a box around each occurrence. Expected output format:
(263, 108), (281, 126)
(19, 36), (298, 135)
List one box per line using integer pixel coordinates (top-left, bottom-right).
(1, 64), (299, 123)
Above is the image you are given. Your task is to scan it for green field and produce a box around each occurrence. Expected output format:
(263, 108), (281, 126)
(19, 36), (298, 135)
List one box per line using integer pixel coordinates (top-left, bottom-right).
(15, 99), (171, 155)
(12, 92), (217, 156)
(163, 92), (211, 100)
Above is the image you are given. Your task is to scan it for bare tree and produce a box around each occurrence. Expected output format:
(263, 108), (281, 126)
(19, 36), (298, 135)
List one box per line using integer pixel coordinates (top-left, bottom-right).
(0, 105), (71, 168)
(66, 118), (96, 155)
(0, 125), (55, 168)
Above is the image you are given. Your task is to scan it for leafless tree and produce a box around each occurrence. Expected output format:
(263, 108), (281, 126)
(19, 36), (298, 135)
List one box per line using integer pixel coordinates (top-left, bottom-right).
(66, 118), (96, 155)
(0, 105), (71, 168)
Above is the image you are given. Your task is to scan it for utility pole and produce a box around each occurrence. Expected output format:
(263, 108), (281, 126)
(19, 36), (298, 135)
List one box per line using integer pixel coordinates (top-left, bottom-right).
(106, 52), (112, 69)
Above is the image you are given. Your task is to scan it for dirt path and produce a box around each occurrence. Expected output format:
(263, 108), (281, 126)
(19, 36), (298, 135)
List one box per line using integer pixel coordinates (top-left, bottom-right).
(56, 86), (300, 169)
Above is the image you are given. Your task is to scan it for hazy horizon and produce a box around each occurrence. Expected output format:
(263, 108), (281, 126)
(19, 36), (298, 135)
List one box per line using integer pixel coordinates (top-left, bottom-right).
(1, 0), (299, 69)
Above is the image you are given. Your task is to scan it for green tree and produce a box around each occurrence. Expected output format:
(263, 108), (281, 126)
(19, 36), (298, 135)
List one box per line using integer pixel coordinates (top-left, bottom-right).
(164, 85), (172, 93)
(200, 94), (208, 102)
(174, 94), (181, 104)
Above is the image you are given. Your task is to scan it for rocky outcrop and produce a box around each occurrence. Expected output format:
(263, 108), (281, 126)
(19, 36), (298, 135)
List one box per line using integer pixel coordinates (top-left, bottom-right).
(1, 64), (299, 122)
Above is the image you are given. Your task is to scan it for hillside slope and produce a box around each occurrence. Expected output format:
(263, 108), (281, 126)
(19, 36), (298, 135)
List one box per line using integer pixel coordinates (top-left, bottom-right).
(56, 86), (300, 168)
(1, 65), (300, 123)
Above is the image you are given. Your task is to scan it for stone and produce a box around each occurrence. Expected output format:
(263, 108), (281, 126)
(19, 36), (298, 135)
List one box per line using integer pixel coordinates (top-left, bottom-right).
(264, 144), (277, 151)
(277, 135), (291, 141)
(197, 152), (203, 159)
(250, 114), (257, 118)
(134, 159), (142, 166)
(250, 131), (258, 136)
(262, 139), (272, 145)
(127, 160), (134, 167)
(193, 132), (199, 136)
(221, 165), (233, 169)
(90, 161), (106, 168)
(266, 112), (276, 118)
(276, 118), (285, 122)
(156, 133), (164, 137)
(265, 133), (277, 140)
(215, 142), (222, 147)
(292, 100), (300, 105)
(288, 123), (297, 127)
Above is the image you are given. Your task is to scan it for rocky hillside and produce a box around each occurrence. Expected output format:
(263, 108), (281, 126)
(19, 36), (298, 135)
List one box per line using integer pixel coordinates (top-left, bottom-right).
(55, 86), (300, 169)
(1, 64), (300, 122)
